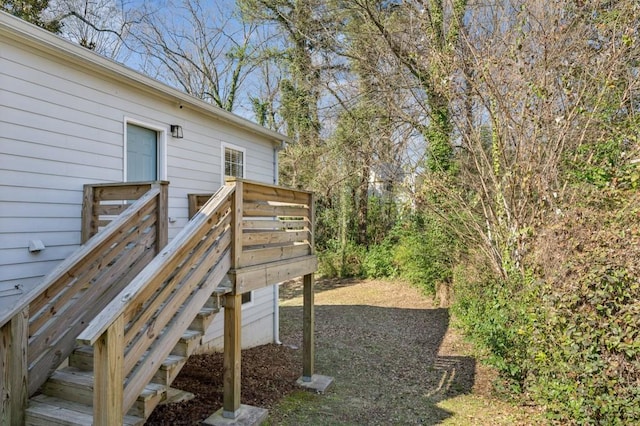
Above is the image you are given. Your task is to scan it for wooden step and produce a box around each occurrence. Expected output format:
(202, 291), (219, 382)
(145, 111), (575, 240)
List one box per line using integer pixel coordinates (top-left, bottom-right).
(152, 354), (187, 385)
(69, 345), (188, 385)
(26, 394), (144, 426)
(40, 367), (167, 418)
(67, 345), (94, 371)
(171, 329), (203, 357)
(189, 306), (219, 332)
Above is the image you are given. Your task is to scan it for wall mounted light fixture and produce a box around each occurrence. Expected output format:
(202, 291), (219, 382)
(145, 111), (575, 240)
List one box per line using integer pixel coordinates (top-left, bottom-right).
(170, 125), (183, 138)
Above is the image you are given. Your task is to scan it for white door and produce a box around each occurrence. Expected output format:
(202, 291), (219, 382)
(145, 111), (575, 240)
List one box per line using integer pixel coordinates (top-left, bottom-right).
(127, 123), (158, 181)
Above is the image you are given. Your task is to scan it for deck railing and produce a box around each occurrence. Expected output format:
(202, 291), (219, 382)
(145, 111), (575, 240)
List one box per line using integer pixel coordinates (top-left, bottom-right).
(81, 181), (169, 244)
(78, 179), (316, 423)
(78, 184), (235, 422)
(0, 183), (168, 422)
(191, 179), (315, 292)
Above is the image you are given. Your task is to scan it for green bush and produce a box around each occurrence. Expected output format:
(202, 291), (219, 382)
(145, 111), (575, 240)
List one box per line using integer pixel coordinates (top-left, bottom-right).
(452, 265), (539, 393)
(317, 238), (365, 278)
(453, 188), (640, 424)
(362, 241), (398, 278)
(392, 214), (456, 294)
(528, 266), (640, 424)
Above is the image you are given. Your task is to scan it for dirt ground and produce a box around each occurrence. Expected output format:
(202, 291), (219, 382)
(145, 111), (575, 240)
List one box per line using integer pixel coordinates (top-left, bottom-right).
(146, 278), (541, 425)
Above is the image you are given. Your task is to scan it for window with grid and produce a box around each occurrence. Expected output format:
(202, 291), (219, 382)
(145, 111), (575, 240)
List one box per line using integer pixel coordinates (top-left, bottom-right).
(224, 147), (244, 178)
(222, 145), (251, 304)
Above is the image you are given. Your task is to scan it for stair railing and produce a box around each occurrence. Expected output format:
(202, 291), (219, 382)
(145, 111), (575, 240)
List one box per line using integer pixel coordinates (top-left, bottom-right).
(78, 183), (236, 424)
(0, 182), (168, 425)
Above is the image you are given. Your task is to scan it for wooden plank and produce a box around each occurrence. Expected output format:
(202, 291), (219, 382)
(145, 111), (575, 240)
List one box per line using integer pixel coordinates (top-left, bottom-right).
(0, 309), (28, 425)
(242, 219), (284, 230)
(243, 183), (309, 204)
(309, 194), (315, 254)
(242, 180), (312, 203)
(280, 219), (310, 229)
(302, 273), (315, 380)
(222, 293), (242, 418)
(96, 203), (129, 216)
(123, 224), (230, 358)
(28, 210), (157, 337)
(242, 230), (310, 247)
(124, 230), (231, 374)
(155, 182), (169, 251)
(94, 184), (152, 201)
(239, 244), (311, 268)
(81, 184), (96, 244)
(97, 219), (113, 228)
(242, 218), (309, 230)
(0, 188), (160, 332)
(232, 255), (318, 293)
(188, 194), (214, 219)
(28, 231), (156, 391)
(243, 202), (308, 218)
(94, 315), (124, 426)
(28, 207), (157, 336)
(122, 252), (231, 413)
(28, 245), (157, 397)
(122, 213), (231, 336)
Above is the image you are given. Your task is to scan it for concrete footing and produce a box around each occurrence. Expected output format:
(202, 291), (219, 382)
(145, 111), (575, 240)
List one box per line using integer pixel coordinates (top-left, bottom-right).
(296, 374), (334, 394)
(202, 404), (268, 426)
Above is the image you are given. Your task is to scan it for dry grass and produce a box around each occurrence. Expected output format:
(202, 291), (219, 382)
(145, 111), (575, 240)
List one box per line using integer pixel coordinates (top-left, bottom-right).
(270, 278), (543, 425)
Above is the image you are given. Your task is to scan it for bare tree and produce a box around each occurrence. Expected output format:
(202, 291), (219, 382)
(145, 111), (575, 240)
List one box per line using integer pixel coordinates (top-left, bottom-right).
(130, 0), (262, 112)
(44, 0), (140, 59)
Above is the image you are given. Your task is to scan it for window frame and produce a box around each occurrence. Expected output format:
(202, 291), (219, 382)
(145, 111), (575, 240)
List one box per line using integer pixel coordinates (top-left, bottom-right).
(221, 142), (247, 181)
(123, 117), (168, 182)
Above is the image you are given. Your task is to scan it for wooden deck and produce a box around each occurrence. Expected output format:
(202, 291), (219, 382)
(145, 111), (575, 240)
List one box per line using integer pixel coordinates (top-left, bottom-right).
(190, 179), (317, 293)
(1, 178), (318, 425)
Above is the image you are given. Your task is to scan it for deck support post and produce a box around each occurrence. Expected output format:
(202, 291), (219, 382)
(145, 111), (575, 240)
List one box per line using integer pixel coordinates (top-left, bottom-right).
(153, 181), (169, 252)
(222, 293), (242, 419)
(297, 272), (333, 394)
(302, 273), (315, 381)
(0, 308), (28, 425)
(93, 315), (124, 426)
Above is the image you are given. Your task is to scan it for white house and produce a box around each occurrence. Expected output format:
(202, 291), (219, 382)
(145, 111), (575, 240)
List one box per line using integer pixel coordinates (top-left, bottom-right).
(0, 10), (287, 350)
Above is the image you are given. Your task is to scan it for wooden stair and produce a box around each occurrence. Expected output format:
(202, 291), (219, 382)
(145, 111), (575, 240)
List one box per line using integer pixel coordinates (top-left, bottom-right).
(0, 180), (318, 424)
(25, 291), (228, 425)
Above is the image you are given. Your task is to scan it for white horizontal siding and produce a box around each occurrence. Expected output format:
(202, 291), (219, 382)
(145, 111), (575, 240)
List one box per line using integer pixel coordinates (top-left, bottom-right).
(1, 24), (279, 346)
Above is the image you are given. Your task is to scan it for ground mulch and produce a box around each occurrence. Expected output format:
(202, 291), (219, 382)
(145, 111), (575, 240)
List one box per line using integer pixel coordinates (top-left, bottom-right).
(145, 343), (301, 425)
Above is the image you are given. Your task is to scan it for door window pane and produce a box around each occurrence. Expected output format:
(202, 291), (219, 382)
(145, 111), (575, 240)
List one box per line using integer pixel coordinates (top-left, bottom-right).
(127, 123), (158, 181)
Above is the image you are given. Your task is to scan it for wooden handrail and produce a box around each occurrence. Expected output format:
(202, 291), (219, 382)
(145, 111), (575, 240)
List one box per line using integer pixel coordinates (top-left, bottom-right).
(27, 187), (166, 396)
(78, 184), (234, 345)
(78, 184), (236, 419)
(190, 178), (315, 272)
(82, 181), (169, 245)
(0, 185), (166, 401)
(0, 187), (161, 330)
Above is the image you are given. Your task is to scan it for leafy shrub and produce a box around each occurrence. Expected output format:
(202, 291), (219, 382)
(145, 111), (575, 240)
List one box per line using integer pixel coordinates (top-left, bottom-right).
(454, 188), (640, 424)
(528, 266), (640, 424)
(362, 241), (398, 278)
(452, 264), (539, 393)
(317, 238), (365, 278)
(392, 214), (457, 294)
(568, 136), (640, 190)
